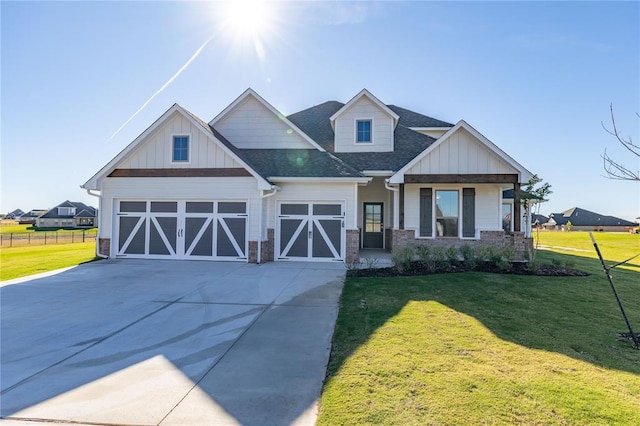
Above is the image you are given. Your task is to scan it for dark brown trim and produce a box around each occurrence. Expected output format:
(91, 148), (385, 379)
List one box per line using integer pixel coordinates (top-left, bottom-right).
(404, 174), (518, 184)
(108, 168), (252, 178)
(513, 184), (521, 232)
(399, 183), (405, 230)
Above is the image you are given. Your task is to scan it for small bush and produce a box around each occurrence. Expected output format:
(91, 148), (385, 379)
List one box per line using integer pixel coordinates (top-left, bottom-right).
(564, 258), (576, 268)
(551, 257), (563, 266)
(415, 245), (431, 261)
(445, 246), (459, 262)
(391, 247), (415, 273)
(502, 246), (516, 261)
(363, 257), (380, 269)
(460, 244), (477, 269)
(431, 246), (447, 266)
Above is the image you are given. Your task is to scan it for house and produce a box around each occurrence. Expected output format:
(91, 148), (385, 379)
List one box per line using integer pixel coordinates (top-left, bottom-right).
(18, 209), (48, 225)
(5, 209), (25, 220)
(501, 189), (547, 234)
(36, 201), (97, 228)
(546, 207), (637, 232)
(83, 88), (535, 263)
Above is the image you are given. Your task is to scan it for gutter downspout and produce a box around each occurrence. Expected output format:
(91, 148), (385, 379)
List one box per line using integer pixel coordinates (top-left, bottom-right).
(385, 179), (400, 231)
(257, 186), (280, 264)
(84, 188), (108, 259)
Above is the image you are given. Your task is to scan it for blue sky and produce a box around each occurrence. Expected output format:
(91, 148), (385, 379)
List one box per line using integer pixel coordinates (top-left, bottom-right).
(2, 1), (639, 221)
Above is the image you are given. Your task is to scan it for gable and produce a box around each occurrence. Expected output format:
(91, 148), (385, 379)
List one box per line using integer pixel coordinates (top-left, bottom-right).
(116, 111), (242, 169)
(405, 127), (518, 175)
(333, 96), (395, 153)
(214, 95), (316, 150)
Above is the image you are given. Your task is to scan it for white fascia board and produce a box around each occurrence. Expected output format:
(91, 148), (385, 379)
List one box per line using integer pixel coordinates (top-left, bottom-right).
(389, 120), (534, 184)
(409, 126), (453, 131)
(269, 177), (372, 184)
(209, 88), (326, 152)
(362, 170), (394, 177)
(329, 89), (400, 130)
(82, 104), (272, 191)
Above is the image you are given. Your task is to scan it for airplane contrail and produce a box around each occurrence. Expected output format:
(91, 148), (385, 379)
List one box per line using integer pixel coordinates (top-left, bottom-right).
(107, 32), (218, 142)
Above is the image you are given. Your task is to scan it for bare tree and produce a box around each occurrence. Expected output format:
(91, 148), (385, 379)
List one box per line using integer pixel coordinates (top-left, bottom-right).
(601, 104), (640, 181)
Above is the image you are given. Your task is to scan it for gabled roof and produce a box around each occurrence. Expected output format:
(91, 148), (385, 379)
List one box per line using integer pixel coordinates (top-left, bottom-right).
(389, 120), (534, 184)
(209, 88), (325, 152)
(39, 201), (97, 219)
(288, 102), (439, 171)
(329, 89), (400, 130)
(549, 207), (636, 227)
(82, 104), (273, 191)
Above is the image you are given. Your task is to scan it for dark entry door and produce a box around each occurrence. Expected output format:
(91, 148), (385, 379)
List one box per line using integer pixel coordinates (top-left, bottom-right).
(363, 203), (384, 249)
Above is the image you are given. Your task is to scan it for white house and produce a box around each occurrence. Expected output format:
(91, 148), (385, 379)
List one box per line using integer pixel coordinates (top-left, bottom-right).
(83, 89), (534, 263)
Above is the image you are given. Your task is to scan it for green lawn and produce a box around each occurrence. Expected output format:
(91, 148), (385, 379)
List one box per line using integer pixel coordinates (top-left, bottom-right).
(0, 224), (35, 233)
(318, 241), (640, 424)
(0, 242), (99, 281)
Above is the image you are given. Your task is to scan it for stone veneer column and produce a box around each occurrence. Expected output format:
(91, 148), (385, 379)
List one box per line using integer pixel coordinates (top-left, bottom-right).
(98, 238), (110, 257)
(345, 229), (360, 263)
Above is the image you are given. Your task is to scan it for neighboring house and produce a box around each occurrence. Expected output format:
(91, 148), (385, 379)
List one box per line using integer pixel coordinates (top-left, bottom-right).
(18, 209), (47, 225)
(546, 207), (636, 232)
(531, 214), (549, 228)
(6, 209), (25, 220)
(83, 88), (535, 263)
(36, 201), (97, 228)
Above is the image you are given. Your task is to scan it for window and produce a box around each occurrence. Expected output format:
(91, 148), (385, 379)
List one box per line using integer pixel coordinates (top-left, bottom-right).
(356, 120), (372, 143)
(435, 190), (459, 237)
(502, 203), (513, 233)
(173, 136), (189, 162)
(58, 207), (76, 216)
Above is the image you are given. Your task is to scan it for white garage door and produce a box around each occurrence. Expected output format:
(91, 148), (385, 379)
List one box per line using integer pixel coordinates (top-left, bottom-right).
(116, 200), (247, 261)
(277, 202), (344, 262)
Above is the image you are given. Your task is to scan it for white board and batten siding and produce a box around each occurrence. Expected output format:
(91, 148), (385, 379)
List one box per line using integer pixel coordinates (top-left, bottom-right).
(215, 97), (311, 149)
(404, 184), (504, 238)
(100, 177), (261, 240)
(334, 96), (394, 153)
(117, 112), (243, 169)
(406, 128), (518, 175)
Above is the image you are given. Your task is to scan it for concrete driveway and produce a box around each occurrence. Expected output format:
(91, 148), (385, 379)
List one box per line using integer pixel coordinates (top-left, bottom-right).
(0, 259), (345, 425)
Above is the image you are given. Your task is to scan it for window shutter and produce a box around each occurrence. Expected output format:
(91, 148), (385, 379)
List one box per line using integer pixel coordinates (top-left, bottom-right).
(462, 188), (475, 238)
(420, 188), (432, 237)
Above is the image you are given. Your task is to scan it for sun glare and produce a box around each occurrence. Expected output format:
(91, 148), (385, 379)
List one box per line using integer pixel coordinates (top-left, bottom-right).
(225, 0), (272, 37)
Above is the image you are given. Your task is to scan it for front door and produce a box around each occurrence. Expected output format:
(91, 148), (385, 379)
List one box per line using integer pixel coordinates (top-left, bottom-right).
(363, 202), (384, 249)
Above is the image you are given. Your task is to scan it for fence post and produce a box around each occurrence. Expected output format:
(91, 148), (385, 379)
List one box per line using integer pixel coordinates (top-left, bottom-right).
(72, 231), (74, 243)
(56, 232), (58, 244)
(45, 232), (47, 245)
(28, 233), (31, 244)
(83, 229), (86, 242)
(10, 233), (13, 248)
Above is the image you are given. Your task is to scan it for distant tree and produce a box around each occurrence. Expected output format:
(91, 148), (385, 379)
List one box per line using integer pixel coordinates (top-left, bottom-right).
(601, 104), (640, 181)
(566, 220), (572, 232)
(519, 175), (552, 258)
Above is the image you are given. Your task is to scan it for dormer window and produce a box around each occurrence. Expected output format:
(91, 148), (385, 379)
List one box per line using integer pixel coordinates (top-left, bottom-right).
(356, 120), (372, 143)
(172, 135), (189, 162)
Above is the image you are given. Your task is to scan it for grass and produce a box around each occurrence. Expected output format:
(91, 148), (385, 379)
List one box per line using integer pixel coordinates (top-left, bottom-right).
(318, 236), (639, 425)
(0, 242), (99, 281)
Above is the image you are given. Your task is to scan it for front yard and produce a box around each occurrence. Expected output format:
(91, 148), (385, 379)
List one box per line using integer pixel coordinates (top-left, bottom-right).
(318, 233), (639, 425)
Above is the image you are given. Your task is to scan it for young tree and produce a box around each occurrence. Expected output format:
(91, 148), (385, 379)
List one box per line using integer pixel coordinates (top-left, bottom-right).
(519, 175), (552, 257)
(601, 104), (640, 181)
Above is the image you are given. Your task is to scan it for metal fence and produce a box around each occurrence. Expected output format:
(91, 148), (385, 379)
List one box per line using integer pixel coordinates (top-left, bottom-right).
(0, 229), (97, 248)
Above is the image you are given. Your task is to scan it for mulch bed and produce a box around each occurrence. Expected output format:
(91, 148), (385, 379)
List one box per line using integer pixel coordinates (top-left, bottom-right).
(347, 260), (589, 278)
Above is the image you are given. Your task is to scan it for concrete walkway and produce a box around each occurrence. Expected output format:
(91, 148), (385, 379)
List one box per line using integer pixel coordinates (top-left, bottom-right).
(0, 259), (345, 426)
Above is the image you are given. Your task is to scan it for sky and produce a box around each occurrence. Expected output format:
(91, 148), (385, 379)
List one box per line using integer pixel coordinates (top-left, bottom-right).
(2, 1), (639, 221)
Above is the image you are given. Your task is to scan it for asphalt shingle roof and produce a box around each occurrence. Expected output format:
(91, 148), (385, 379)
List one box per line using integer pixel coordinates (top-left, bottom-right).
(39, 201), (96, 219)
(549, 207), (636, 227)
(238, 149), (363, 178)
(387, 105), (454, 128)
(287, 102), (440, 172)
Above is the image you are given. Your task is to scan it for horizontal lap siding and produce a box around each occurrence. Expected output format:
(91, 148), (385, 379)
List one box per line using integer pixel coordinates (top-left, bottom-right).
(100, 177), (260, 239)
(334, 97), (393, 153)
(215, 97), (311, 149)
(406, 128), (517, 175)
(270, 182), (357, 229)
(404, 184), (503, 237)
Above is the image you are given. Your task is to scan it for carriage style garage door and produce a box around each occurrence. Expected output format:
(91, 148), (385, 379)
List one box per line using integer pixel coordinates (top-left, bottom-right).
(277, 202), (344, 261)
(116, 200), (247, 261)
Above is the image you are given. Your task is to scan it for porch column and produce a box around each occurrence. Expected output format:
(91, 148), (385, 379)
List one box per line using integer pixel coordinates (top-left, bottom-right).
(399, 184), (405, 229)
(513, 183), (521, 232)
